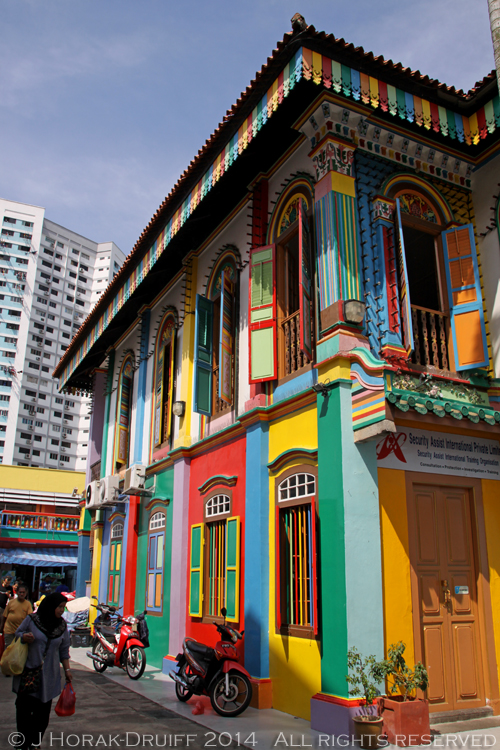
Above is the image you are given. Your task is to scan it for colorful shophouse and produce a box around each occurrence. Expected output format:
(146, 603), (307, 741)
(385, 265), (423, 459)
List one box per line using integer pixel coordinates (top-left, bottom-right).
(54, 18), (500, 729)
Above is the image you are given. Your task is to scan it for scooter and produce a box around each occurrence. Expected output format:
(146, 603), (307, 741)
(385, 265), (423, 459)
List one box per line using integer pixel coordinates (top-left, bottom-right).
(169, 607), (252, 717)
(87, 599), (148, 680)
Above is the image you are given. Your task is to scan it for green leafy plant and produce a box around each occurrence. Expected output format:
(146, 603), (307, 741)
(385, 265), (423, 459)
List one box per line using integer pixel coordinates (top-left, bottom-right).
(346, 647), (380, 711)
(374, 641), (428, 701)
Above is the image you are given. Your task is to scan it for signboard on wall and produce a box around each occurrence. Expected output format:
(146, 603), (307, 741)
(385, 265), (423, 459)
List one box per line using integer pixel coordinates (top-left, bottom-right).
(376, 426), (500, 480)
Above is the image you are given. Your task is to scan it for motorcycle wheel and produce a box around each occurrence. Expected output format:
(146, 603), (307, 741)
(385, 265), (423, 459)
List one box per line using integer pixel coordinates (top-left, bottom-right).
(92, 641), (108, 674)
(175, 680), (194, 702)
(125, 645), (146, 679)
(210, 671), (252, 717)
(175, 662), (194, 702)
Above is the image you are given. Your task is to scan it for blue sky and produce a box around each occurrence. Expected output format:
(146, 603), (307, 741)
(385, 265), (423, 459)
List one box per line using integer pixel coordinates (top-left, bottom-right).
(0, 0), (495, 257)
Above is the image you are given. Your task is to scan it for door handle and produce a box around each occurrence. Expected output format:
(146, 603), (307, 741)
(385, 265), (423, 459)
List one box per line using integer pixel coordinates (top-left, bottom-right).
(441, 580), (451, 608)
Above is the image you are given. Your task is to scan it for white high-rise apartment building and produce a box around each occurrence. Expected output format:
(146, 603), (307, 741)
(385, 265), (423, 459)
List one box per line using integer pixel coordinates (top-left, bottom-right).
(0, 198), (125, 469)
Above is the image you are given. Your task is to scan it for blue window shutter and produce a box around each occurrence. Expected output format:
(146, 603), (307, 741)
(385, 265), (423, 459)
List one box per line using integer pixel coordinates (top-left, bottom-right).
(194, 294), (213, 415)
(395, 198), (414, 355)
(442, 224), (489, 370)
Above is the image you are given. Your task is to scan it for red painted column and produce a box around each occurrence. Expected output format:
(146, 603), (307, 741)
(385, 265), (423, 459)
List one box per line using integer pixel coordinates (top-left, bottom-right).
(123, 495), (139, 614)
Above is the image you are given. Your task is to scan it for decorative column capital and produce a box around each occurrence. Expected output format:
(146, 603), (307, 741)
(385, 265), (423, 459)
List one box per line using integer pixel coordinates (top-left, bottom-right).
(310, 134), (356, 182)
(372, 195), (396, 223)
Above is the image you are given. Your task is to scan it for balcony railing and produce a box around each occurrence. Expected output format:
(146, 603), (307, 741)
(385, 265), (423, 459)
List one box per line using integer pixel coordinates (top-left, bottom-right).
(1, 512), (79, 532)
(410, 305), (449, 371)
(281, 309), (312, 378)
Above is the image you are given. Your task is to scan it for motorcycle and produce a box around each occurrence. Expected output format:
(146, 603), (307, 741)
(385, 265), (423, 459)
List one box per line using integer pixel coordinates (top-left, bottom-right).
(169, 607), (252, 717)
(87, 599), (148, 680)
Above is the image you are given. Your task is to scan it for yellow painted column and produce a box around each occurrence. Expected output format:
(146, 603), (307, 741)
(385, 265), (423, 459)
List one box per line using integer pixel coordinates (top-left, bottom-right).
(378, 468), (415, 661)
(89, 516), (104, 625)
(174, 256), (198, 449)
(481, 479), (500, 688)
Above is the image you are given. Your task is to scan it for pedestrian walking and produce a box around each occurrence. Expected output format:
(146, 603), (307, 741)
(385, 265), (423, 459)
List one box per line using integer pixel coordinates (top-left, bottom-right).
(13, 593), (72, 750)
(0, 584), (32, 647)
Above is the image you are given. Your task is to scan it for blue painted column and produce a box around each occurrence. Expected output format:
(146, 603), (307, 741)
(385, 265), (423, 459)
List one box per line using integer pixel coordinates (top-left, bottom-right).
(133, 309), (150, 465)
(244, 419), (270, 679)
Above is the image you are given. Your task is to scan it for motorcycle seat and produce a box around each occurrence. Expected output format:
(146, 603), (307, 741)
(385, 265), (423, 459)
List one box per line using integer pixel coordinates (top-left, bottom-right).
(96, 625), (117, 640)
(185, 639), (214, 660)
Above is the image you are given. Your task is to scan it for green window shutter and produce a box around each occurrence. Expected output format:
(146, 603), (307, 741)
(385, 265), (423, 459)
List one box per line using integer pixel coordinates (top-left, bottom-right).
(394, 198), (414, 355)
(153, 346), (165, 447)
(188, 523), (204, 617)
(194, 295), (213, 415)
(224, 516), (240, 622)
(442, 224), (489, 370)
(299, 202), (313, 359)
(249, 245), (277, 383)
(219, 271), (234, 404)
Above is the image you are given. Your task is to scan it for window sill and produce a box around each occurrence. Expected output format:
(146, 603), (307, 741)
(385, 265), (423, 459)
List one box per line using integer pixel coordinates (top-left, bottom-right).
(277, 362), (313, 387)
(277, 624), (317, 640)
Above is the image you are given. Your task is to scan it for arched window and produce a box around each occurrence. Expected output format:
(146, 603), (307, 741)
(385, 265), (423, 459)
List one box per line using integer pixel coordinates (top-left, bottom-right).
(380, 176), (488, 371)
(206, 494), (231, 518)
(249, 181), (314, 383)
(153, 312), (176, 448)
(194, 251), (238, 417)
(275, 467), (318, 637)
(147, 508), (166, 613)
(108, 517), (124, 607)
(114, 354), (134, 471)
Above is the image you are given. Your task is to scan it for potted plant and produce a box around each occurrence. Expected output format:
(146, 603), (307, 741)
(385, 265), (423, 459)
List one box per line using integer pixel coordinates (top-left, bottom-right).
(346, 647), (384, 749)
(374, 642), (430, 747)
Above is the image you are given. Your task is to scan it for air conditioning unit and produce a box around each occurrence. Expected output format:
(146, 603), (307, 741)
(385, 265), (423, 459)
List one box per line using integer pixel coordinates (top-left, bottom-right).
(35, 357), (40, 361)
(28, 425), (33, 431)
(61, 447), (66, 453)
(98, 474), (120, 506)
(64, 419), (69, 424)
(62, 433), (67, 439)
(44, 291), (49, 296)
(85, 480), (100, 510)
(25, 439), (31, 444)
(122, 464), (148, 496)
(31, 398), (36, 402)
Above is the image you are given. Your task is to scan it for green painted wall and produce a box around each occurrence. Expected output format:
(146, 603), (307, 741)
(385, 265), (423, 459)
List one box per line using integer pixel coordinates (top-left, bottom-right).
(0, 529), (78, 543)
(317, 383), (348, 696)
(135, 467), (174, 668)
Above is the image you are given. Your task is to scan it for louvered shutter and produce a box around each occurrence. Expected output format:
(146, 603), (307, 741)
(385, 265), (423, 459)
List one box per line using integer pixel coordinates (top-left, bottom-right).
(310, 496), (318, 636)
(194, 295), (213, 415)
(219, 271), (234, 404)
(188, 523), (204, 617)
(153, 346), (164, 447)
(224, 516), (240, 622)
(164, 337), (176, 440)
(394, 198), (414, 355)
(249, 245), (277, 383)
(299, 202), (313, 359)
(442, 224), (489, 370)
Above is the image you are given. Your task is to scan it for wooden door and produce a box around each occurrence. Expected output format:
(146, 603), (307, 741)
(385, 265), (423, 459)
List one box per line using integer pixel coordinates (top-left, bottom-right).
(409, 484), (485, 712)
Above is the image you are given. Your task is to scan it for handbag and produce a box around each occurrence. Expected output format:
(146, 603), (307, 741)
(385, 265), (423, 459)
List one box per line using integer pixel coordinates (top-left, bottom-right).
(0, 637), (28, 676)
(18, 636), (50, 695)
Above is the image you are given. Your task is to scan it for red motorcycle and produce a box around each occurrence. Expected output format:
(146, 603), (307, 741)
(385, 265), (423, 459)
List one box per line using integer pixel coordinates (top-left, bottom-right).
(170, 607), (252, 717)
(87, 600), (148, 680)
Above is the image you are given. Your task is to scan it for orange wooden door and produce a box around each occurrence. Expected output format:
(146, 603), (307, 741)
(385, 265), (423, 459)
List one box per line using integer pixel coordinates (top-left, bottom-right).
(409, 484), (485, 712)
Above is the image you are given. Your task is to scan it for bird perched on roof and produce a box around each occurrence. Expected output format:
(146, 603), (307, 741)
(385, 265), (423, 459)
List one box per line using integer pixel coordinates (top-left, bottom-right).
(291, 13), (307, 33)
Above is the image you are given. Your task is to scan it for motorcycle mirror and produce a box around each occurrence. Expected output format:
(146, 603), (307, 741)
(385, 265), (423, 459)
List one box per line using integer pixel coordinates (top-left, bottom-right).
(221, 607), (227, 618)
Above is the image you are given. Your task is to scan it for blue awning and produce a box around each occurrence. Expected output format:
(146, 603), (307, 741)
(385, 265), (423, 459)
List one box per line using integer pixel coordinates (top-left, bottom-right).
(0, 547), (78, 567)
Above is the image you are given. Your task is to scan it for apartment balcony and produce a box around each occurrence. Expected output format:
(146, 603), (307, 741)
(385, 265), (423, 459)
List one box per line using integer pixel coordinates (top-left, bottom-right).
(0, 511), (79, 544)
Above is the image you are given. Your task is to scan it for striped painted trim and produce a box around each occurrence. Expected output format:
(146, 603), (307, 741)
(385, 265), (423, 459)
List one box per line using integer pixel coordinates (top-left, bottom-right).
(59, 47), (499, 388)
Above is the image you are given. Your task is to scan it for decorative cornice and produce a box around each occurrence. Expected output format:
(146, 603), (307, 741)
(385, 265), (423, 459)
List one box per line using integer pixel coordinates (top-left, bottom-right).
(198, 475), (238, 494)
(108, 511), (126, 523)
(144, 497), (170, 512)
(268, 448), (318, 474)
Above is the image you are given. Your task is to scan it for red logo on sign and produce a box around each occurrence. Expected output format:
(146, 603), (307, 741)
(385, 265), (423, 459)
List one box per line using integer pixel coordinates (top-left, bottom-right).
(376, 432), (407, 463)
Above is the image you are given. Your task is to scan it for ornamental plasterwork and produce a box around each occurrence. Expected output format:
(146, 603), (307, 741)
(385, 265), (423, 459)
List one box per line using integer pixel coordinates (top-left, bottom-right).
(398, 193), (437, 223)
(391, 372), (486, 406)
(372, 197), (395, 222)
(311, 138), (355, 181)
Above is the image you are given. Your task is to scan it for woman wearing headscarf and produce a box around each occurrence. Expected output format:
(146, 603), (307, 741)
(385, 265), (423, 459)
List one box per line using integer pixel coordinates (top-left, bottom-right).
(13, 593), (72, 750)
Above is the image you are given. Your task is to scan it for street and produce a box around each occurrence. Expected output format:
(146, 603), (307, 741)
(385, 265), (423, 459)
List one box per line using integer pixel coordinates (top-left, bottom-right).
(0, 661), (241, 749)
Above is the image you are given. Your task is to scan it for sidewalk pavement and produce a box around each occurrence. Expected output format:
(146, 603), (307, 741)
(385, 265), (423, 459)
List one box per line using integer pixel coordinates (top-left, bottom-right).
(69, 648), (500, 750)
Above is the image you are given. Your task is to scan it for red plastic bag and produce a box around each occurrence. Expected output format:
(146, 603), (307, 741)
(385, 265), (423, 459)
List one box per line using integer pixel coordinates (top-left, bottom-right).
(0, 634), (4, 660)
(55, 682), (76, 717)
